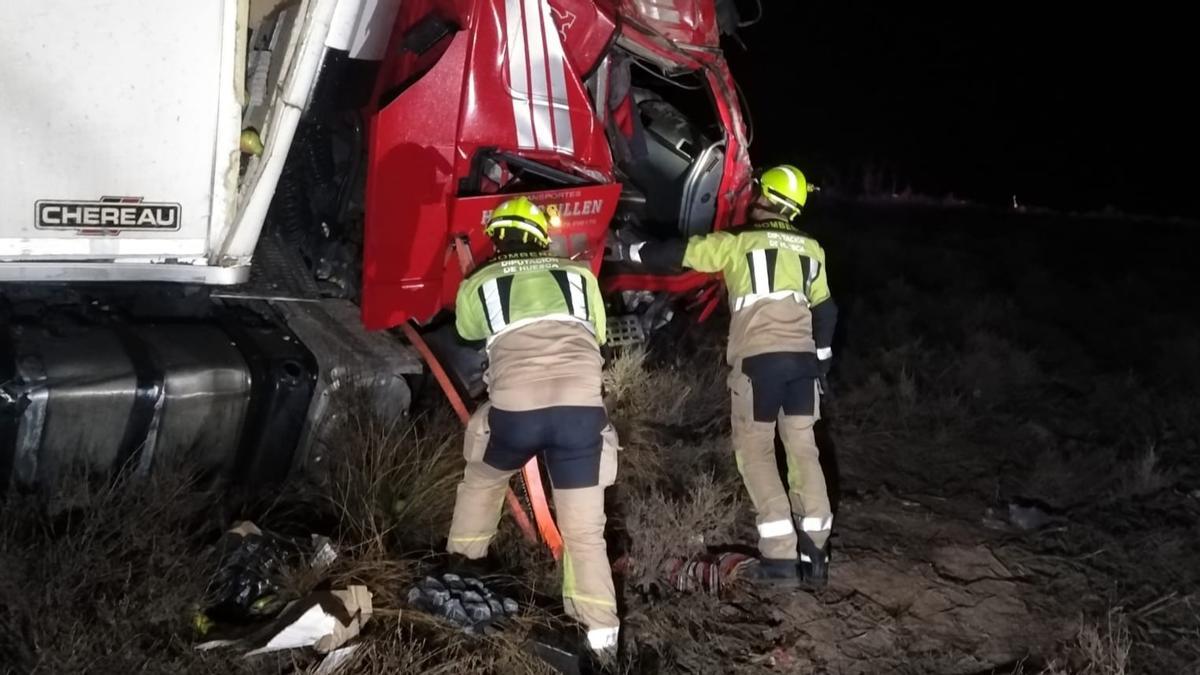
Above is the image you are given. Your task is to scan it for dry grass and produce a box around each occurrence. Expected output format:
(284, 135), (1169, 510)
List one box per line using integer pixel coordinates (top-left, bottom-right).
(604, 346), (727, 438)
(602, 345), (733, 498)
(601, 344), (753, 590)
(0, 390), (557, 675)
(1020, 440), (1175, 511)
(622, 472), (743, 589)
(309, 391), (557, 674)
(1019, 612), (1132, 675)
(1117, 444), (1171, 499)
(1073, 613), (1132, 675)
(0, 464), (260, 674)
(596, 344), (782, 671)
(320, 390), (463, 553)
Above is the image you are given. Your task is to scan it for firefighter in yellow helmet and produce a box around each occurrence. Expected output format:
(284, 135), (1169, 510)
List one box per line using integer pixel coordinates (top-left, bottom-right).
(445, 197), (622, 660)
(613, 165), (837, 587)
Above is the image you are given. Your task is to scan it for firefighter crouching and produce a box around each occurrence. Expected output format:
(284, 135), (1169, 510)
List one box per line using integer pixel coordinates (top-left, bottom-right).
(445, 197), (621, 658)
(614, 165), (838, 587)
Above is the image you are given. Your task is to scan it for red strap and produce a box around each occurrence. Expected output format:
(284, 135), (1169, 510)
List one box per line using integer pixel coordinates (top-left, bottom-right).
(697, 284), (722, 323)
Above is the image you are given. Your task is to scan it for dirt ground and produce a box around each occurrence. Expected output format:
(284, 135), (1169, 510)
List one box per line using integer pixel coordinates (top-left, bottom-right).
(603, 202), (1200, 674)
(2, 203), (1198, 674)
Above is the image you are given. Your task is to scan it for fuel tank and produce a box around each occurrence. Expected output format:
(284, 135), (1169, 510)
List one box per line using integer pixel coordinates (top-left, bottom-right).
(0, 297), (419, 493)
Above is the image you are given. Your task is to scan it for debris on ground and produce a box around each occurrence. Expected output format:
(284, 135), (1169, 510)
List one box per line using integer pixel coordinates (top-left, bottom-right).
(983, 497), (1070, 532)
(1005, 497), (1066, 530)
(313, 645), (362, 675)
(198, 585), (373, 657)
(309, 535), (339, 572)
(660, 551), (756, 593)
(406, 573), (520, 635)
(189, 520), (369, 663)
(198, 521), (342, 630)
(202, 521), (291, 624)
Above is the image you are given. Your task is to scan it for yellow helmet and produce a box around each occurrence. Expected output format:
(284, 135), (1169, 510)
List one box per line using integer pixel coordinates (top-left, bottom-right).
(756, 164), (809, 219)
(484, 196), (550, 247)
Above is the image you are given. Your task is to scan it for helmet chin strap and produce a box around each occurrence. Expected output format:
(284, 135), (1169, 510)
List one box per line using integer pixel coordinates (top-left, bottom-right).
(751, 194), (798, 222)
(765, 190), (803, 219)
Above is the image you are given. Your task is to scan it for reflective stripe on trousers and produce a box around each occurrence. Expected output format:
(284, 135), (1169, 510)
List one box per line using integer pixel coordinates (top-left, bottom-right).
(757, 519), (796, 539)
(587, 626), (620, 650)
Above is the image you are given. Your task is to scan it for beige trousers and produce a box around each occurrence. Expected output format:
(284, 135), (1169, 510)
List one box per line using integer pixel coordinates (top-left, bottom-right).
(446, 403), (621, 650)
(729, 365), (832, 561)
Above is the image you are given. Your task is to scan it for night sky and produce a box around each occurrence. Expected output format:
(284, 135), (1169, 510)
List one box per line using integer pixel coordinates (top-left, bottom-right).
(725, 4), (1197, 218)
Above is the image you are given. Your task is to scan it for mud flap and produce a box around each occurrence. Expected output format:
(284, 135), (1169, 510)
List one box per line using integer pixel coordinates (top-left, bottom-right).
(273, 298), (421, 470)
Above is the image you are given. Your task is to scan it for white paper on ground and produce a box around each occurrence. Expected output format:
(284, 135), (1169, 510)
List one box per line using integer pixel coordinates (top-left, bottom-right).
(195, 585), (373, 657)
(314, 645), (362, 675)
(245, 604), (340, 656)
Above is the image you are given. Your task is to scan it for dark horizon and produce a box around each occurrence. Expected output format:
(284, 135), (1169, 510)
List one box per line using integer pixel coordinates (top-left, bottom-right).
(726, 4), (1197, 218)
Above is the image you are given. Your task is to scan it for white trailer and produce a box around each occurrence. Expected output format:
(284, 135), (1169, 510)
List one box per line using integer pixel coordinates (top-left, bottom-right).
(0, 0), (398, 283)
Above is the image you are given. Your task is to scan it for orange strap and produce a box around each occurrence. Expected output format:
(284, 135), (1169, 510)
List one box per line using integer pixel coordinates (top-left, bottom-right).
(522, 460), (564, 559)
(400, 321), (471, 425)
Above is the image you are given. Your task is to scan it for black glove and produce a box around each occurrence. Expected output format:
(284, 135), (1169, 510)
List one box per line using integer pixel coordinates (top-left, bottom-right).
(817, 357), (832, 398)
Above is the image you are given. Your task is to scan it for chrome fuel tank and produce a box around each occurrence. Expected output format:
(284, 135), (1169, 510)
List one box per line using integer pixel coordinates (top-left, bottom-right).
(4, 324), (252, 487)
(0, 297), (419, 493)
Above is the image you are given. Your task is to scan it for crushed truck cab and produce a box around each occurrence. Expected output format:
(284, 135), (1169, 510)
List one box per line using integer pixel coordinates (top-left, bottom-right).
(362, 0), (753, 328)
(0, 0), (756, 490)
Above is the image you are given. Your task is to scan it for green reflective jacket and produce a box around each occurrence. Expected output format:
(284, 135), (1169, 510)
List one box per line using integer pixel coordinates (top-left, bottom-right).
(682, 220), (832, 309)
(455, 252), (608, 345)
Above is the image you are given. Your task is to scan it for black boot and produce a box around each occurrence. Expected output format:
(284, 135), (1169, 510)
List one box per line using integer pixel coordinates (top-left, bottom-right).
(438, 551), (500, 577)
(797, 534), (830, 588)
(744, 557), (802, 587)
(581, 643), (620, 675)
(525, 624), (621, 675)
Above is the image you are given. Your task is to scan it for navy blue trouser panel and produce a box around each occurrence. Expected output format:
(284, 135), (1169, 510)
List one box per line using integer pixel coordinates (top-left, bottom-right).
(483, 406), (607, 490)
(741, 352), (817, 422)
